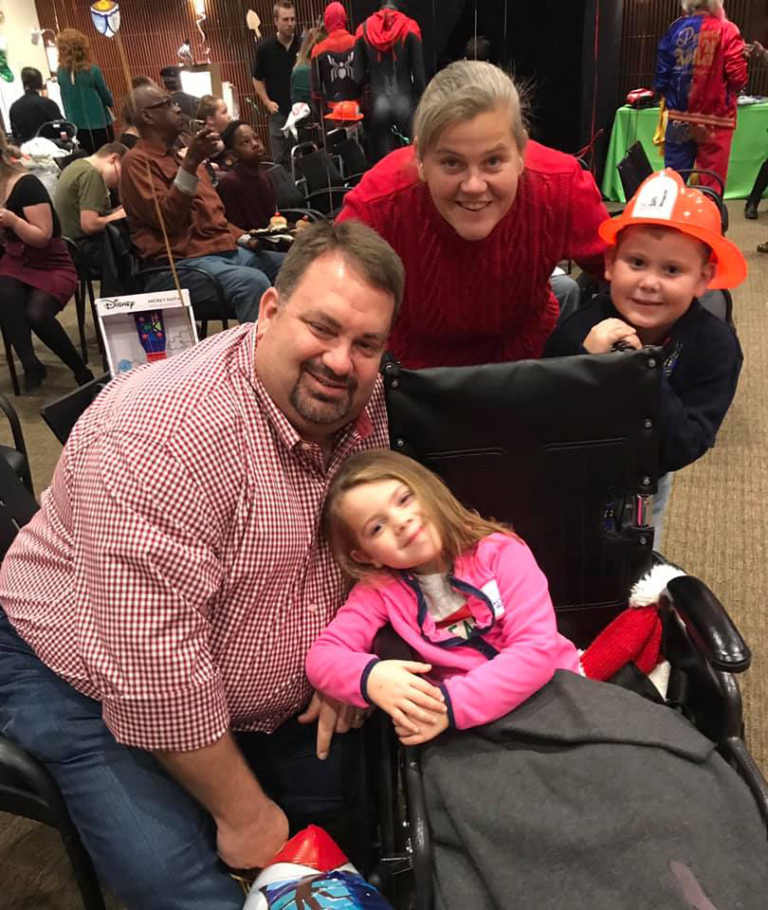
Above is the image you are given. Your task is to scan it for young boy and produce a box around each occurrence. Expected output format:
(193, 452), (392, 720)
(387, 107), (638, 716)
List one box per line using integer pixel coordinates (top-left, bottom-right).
(216, 120), (276, 231)
(543, 169), (746, 542)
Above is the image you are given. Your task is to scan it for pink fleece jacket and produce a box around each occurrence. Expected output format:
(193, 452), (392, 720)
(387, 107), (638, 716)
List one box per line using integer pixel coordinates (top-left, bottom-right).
(305, 533), (581, 729)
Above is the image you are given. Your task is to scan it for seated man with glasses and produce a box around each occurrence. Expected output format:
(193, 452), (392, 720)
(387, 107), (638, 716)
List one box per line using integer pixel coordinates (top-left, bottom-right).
(120, 85), (284, 323)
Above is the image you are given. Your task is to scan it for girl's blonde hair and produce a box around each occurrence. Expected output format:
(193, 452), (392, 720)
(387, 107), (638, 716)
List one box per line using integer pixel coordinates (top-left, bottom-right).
(413, 60), (528, 160)
(57, 29), (93, 74)
(325, 450), (515, 582)
(295, 26), (325, 68)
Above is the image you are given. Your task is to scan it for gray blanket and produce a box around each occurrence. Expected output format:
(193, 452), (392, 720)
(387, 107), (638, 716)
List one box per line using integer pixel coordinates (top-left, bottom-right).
(422, 671), (768, 909)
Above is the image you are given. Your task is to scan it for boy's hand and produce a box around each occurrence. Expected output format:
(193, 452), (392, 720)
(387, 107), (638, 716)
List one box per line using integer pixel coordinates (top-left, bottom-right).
(394, 712), (450, 746)
(366, 660), (447, 733)
(583, 318), (641, 354)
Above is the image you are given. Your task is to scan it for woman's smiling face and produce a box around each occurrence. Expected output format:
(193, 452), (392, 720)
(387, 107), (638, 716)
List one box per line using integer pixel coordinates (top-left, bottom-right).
(418, 108), (525, 242)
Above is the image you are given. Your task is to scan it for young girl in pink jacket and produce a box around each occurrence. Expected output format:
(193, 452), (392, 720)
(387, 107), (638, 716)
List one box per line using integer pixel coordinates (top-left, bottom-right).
(305, 450), (580, 751)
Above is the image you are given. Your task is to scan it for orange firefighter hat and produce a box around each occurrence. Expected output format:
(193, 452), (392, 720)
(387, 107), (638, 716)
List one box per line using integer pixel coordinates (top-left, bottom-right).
(599, 169), (747, 290)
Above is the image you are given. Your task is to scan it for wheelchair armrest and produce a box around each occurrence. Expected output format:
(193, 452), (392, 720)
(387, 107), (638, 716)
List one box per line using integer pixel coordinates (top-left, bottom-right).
(404, 747), (434, 910)
(666, 575), (751, 673)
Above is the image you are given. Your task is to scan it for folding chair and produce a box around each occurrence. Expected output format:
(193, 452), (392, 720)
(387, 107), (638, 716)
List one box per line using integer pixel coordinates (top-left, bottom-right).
(41, 375), (110, 446)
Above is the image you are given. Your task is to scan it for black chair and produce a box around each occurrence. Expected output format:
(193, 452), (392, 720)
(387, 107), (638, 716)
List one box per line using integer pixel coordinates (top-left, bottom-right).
(371, 351), (768, 907)
(0, 324), (21, 397)
(63, 237), (94, 364)
(135, 263), (230, 341)
(41, 374), (110, 446)
(0, 459), (106, 909)
(334, 137), (370, 182)
(293, 150), (354, 217)
(617, 141), (654, 200)
(0, 390), (34, 495)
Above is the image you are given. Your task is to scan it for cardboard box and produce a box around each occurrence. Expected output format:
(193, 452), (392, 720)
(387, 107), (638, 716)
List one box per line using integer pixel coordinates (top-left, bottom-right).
(95, 289), (199, 378)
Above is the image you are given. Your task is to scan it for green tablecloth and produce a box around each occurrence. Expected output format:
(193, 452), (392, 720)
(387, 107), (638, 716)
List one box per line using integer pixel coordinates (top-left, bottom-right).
(601, 102), (768, 202)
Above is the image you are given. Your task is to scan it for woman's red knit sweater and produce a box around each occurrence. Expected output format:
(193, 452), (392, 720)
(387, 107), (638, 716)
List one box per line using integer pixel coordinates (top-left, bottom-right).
(337, 143), (608, 368)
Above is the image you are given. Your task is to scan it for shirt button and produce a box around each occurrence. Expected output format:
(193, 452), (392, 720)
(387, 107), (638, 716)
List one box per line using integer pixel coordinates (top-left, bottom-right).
(307, 603), (318, 614)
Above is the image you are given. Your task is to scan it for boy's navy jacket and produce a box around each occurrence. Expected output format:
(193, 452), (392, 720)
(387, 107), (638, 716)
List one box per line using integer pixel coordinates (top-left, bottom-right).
(543, 293), (743, 475)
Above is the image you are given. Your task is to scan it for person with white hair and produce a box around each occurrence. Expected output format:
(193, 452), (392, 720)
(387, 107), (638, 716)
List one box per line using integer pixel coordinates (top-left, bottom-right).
(654, 0), (746, 191)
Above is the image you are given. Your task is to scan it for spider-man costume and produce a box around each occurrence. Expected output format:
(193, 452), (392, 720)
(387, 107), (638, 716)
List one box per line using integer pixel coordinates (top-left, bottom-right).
(353, 4), (426, 162)
(311, 3), (360, 111)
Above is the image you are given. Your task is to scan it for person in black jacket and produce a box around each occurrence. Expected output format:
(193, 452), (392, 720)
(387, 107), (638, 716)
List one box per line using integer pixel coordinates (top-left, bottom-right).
(543, 169), (745, 544)
(9, 68), (62, 144)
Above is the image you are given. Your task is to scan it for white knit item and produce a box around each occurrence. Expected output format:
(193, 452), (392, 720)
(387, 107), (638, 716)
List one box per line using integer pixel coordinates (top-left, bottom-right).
(629, 564), (686, 608)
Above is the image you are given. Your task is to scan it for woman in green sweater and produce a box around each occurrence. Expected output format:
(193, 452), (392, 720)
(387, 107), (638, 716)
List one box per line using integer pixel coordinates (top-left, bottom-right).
(291, 26), (325, 111)
(56, 29), (115, 155)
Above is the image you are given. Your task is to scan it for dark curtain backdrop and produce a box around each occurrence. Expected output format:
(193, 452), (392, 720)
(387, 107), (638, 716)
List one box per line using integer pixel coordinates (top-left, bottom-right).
(33, 0), (768, 168)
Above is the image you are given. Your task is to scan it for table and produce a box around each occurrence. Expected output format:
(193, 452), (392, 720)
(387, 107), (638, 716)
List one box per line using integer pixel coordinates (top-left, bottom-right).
(601, 102), (768, 202)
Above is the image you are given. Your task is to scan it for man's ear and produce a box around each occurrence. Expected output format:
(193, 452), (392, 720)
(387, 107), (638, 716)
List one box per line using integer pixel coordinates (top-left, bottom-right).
(256, 287), (280, 339)
(604, 244), (618, 283)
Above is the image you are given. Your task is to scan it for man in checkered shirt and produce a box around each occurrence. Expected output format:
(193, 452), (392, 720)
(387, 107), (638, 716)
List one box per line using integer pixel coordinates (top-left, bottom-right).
(0, 220), (404, 908)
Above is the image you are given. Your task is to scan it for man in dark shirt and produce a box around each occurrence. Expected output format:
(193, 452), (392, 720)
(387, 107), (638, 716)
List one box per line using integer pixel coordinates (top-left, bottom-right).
(120, 84), (282, 323)
(252, 0), (301, 165)
(9, 67), (62, 144)
(159, 66), (199, 125)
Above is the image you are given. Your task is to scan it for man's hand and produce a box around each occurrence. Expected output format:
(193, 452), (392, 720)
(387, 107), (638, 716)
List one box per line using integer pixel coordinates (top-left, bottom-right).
(216, 796), (289, 871)
(583, 318), (641, 354)
(266, 99), (280, 115)
(394, 712), (450, 747)
(184, 126), (221, 170)
(297, 690), (367, 761)
(366, 660), (447, 733)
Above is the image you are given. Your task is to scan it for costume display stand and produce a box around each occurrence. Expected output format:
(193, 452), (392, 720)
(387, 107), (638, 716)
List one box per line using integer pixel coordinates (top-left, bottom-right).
(353, 1), (426, 162)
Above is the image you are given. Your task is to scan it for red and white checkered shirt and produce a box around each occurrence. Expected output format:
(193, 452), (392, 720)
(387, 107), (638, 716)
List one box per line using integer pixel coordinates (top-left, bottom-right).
(0, 324), (389, 751)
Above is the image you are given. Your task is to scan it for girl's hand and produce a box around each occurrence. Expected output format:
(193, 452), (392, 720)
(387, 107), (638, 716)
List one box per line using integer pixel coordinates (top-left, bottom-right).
(366, 660), (447, 733)
(395, 712), (450, 746)
(583, 318), (641, 354)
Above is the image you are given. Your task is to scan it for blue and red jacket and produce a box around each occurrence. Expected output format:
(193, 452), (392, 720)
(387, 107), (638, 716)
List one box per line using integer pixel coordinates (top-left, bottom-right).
(654, 11), (746, 130)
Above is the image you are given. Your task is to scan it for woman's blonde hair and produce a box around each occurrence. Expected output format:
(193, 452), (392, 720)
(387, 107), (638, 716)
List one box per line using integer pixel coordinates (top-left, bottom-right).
(413, 60), (527, 160)
(57, 29), (93, 74)
(0, 134), (25, 187)
(681, 0), (723, 13)
(295, 26), (325, 67)
(325, 450), (515, 582)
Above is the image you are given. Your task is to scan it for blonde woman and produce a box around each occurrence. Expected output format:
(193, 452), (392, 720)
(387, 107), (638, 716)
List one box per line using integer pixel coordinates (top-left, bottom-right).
(0, 135), (93, 389)
(292, 26), (326, 107)
(337, 61), (608, 369)
(57, 28), (115, 154)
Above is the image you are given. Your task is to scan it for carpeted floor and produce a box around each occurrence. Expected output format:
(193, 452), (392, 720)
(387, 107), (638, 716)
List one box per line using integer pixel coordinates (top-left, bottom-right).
(1, 205), (767, 908)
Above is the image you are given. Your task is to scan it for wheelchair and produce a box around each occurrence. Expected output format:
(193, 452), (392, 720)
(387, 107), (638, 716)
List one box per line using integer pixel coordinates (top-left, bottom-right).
(365, 349), (768, 909)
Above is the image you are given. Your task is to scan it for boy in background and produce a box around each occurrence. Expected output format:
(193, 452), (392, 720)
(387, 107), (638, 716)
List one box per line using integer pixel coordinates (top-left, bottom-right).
(544, 169), (745, 543)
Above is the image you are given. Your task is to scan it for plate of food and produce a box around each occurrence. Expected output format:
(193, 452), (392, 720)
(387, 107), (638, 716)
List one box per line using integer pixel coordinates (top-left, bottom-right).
(249, 214), (314, 244)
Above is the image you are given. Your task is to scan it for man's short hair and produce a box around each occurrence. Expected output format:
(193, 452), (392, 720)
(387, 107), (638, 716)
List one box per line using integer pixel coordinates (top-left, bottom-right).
(221, 120), (246, 150)
(132, 75), (153, 89)
(95, 142), (129, 159)
(274, 0), (295, 19)
(275, 220), (405, 322)
(21, 67), (44, 91)
(159, 65), (181, 82)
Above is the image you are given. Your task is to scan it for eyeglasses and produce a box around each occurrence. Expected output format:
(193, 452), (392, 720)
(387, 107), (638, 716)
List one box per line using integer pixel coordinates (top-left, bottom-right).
(145, 97), (176, 111)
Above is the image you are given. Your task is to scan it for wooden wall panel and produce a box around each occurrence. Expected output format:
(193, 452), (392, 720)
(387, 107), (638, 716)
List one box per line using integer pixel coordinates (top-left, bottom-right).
(34, 0), (353, 145)
(620, 1), (768, 97)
